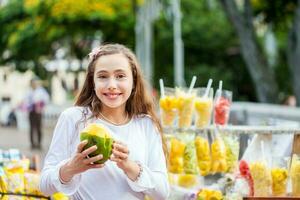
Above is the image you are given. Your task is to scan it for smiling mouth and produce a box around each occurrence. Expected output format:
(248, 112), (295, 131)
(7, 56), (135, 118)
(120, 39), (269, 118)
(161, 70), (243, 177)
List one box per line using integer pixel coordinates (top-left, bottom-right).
(103, 93), (122, 98)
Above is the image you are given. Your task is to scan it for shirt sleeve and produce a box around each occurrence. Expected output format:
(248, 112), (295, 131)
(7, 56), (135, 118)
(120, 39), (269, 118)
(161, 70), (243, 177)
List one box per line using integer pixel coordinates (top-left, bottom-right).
(126, 120), (170, 200)
(39, 111), (82, 196)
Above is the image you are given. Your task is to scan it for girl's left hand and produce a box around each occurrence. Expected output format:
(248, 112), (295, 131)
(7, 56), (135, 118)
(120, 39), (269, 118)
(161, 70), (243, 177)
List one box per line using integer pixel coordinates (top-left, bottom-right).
(110, 141), (130, 169)
(110, 141), (142, 181)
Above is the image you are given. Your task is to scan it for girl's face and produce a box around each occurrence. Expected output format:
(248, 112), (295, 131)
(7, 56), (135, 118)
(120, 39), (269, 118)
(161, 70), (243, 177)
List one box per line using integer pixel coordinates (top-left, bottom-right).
(93, 53), (133, 111)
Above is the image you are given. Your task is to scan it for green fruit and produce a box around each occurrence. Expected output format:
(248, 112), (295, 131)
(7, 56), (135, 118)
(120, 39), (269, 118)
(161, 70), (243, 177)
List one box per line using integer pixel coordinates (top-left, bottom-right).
(80, 123), (113, 164)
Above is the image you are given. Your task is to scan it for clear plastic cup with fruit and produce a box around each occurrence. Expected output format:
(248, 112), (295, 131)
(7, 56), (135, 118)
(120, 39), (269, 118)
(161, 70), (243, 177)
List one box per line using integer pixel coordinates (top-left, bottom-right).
(159, 87), (178, 128)
(213, 89), (232, 126)
(194, 87), (213, 128)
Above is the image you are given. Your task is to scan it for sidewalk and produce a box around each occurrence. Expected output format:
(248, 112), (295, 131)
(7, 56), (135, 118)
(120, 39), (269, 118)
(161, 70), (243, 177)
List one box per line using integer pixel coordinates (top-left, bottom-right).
(0, 126), (54, 167)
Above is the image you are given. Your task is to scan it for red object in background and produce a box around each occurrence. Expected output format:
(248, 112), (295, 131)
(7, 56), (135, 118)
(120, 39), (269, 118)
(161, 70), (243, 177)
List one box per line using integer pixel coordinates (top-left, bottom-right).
(214, 96), (231, 125)
(239, 160), (254, 196)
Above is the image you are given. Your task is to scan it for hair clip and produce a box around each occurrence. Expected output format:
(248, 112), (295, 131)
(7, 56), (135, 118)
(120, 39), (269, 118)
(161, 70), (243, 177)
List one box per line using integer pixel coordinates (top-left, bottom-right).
(88, 47), (101, 61)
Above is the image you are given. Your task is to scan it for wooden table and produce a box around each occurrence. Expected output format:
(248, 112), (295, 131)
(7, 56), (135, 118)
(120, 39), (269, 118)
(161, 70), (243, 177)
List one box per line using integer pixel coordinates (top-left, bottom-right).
(244, 197), (300, 200)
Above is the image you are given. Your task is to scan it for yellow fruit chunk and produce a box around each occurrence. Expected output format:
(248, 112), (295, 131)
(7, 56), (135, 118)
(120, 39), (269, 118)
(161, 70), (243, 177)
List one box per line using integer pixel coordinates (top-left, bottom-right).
(197, 189), (223, 200)
(159, 96), (178, 111)
(178, 174), (198, 188)
(195, 136), (211, 176)
(271, 168), (288, 196)
(211, 139), (227, 173)
(52, 193), (69, 200)
(82, 123), (111, 138)
(194, 98), (212, 128)
(169, 138), (186, 173)
(177, 95), (195, 128)
(290, 154), (300, 197)
(159, 96), (178, 127)
(250, 162), (271, 197)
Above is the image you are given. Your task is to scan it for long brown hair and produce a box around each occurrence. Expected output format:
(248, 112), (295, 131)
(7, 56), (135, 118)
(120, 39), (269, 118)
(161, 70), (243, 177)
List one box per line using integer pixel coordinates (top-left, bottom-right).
(75, 43), (168, 159)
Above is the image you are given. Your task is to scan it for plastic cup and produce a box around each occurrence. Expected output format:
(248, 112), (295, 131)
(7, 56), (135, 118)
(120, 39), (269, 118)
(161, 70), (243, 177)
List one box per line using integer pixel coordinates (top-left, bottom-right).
(195, 131), (211, 176)
(210, 131), (227, 174)
(194, 88), (213, 128)
(213, 90), (232, 126)
(223, 133), (239, 173)
(250, 160), (271, 197)
(271, 156), (289, 196)
(159, 87), (177, 128)
(176, 88), (196, 129)
(290, 154), (300, 197)
(168, 135), (186, 174)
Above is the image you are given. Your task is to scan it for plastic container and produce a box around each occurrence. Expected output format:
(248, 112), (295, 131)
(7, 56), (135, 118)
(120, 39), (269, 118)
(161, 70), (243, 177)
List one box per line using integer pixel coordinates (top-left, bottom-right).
(194, 88), (213, 128)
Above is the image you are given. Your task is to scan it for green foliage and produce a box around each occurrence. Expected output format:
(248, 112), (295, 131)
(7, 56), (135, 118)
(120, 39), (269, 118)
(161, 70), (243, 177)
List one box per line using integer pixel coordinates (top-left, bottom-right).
(0, 0), (296, 101)
(153, 0), (255, 101)
(250, 0), (298, 100)
(251, 0), (297, 30)
(0, 0), (135, 78)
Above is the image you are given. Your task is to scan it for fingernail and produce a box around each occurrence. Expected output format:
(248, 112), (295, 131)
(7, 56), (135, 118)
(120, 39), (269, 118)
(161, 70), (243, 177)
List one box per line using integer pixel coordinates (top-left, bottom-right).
(93, 145), (97, 149)
(83, 140), (88, 143)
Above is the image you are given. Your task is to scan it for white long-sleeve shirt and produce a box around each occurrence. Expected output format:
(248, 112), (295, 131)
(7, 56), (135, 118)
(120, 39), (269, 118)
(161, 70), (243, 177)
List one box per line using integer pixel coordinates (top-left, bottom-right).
(40, 107), (169, 200)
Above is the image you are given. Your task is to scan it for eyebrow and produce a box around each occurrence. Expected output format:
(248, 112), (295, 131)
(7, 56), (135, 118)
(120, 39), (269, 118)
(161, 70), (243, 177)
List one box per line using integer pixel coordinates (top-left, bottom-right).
(96, 69), (127, 74)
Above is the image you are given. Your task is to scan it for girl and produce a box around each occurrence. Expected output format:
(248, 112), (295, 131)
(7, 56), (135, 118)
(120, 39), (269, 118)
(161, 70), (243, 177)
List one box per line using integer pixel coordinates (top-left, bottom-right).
(40, 44), (170, 200)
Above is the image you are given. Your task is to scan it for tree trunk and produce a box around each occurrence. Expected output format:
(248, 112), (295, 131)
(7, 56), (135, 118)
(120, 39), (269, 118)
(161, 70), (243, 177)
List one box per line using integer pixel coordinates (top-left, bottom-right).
(135, 0), (161, 84)
(220, 0), (279, 103)
(287, 0), (300, 106)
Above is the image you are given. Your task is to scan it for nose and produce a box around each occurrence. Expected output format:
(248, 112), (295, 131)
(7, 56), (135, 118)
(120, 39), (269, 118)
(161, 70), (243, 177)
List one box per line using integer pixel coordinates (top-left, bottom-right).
(107, 77), (117, 90)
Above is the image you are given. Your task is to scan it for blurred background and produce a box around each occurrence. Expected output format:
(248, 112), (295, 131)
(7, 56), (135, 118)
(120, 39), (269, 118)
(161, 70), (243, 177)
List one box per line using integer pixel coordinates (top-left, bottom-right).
(1, 0), (300, 167)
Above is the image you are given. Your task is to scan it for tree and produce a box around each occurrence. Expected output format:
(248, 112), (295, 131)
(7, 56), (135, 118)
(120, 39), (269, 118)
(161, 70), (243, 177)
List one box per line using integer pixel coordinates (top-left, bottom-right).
(0, 0), (135, 78)
(220, 0), (279, 103)
(287, 0), (300, 106)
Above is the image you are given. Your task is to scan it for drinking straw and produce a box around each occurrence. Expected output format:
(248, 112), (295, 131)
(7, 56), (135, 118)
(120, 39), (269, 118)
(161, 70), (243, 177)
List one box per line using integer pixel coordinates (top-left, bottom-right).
(188, 76), (197, 94)
(204, 79), (213, 98)
(159, 79), (165, 98)
(261, 140), (266, 163)
(218, 80), (223, 96)
(214, 80), (223, 102)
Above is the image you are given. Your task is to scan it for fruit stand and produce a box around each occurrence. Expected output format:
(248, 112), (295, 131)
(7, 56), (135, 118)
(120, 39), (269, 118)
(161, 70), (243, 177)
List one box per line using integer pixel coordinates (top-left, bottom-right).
(164, 126), (300, 200)
(0, 149), (68, 200)
(159, 79), (300, 200)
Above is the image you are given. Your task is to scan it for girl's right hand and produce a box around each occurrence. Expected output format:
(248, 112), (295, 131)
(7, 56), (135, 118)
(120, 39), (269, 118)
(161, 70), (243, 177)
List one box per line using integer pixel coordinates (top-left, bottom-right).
(59, 140), (104, 183)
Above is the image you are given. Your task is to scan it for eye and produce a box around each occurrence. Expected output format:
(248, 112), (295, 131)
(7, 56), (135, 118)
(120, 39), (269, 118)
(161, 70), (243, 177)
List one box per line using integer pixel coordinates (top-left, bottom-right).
(116, 74), (126, 79)
(97, 75), (107, 79)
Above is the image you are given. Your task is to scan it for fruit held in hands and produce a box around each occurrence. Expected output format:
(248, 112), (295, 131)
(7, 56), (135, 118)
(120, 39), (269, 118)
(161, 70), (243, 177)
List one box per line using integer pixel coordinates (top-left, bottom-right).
(80, 123), (113, 164)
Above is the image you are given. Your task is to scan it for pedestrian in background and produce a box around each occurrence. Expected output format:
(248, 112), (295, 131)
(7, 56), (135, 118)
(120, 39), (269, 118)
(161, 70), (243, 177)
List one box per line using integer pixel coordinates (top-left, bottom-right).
(24, 77), (49, 149)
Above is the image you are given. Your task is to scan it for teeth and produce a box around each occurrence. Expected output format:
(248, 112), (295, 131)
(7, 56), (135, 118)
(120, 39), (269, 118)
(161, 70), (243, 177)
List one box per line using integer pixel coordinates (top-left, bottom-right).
(106, 94), (119, 98)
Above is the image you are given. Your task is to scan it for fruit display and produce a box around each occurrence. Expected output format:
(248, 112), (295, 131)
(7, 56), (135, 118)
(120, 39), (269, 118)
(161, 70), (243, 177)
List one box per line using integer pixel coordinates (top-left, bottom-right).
(249, 161), (271, 197)
(176, 89), (196, 128)
(158, 84), (300, 199)
(0, 149), (68, 199)
(159, 95), (178, 127)
(271, 167), (288, 196)
(236, 160), (254, 197)
(211, 137), (227, 174)
(213, 89), (232, 126)
(194, 135), (211, 176)
(183, 139), (198, 175)
(194, 97), (213, 128)
(177, 174), (198, 188)
(80, 123), (114, 164)
(222, 134), (239, 173)
(168, 137), (186, 174)
(197, 189), (223, 200)
(290, 154), (300, 197)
